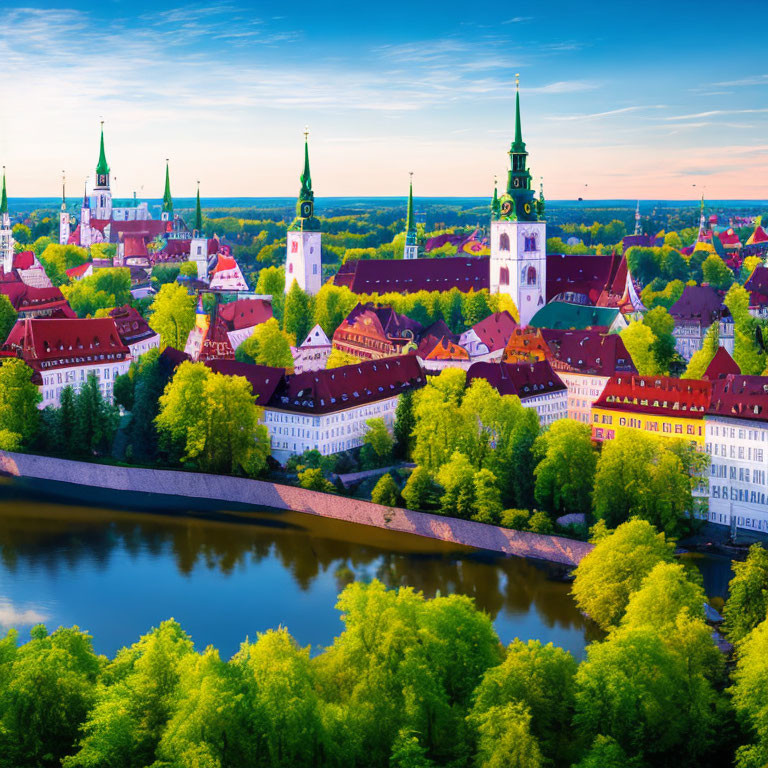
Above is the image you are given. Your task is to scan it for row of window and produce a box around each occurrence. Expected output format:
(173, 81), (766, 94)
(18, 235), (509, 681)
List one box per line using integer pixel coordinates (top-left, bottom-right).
(711, 485), (768, 507)
(593, 413), (703, 436)
(709, 425), (767, 441)
(708, 443), (765, 461)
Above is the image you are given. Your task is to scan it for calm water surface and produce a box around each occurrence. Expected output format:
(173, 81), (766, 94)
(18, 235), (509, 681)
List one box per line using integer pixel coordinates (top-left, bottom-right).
(0, 478), (730, 659)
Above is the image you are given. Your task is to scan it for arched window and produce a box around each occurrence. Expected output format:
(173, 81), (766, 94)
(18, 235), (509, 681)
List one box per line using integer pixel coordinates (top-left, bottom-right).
(527, 266), (537, 285)
(499, 233), (510, 251)
(288, 262), (294, 274)
(524, 235), (537, 251)
(499, 266), (509, 286)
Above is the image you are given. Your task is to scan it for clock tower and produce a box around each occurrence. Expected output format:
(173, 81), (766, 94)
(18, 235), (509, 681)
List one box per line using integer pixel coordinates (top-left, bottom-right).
(285, 129), (322, 295)
(489, 76), (546, 327)
(0, 168), (13, 275)
(93, 122), (112, 220)
(59, 172), (70, 245)
(403, 173), (418, 259)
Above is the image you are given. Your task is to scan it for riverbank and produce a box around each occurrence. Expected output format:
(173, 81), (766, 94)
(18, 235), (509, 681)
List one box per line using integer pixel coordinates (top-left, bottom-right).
(0, 451), (592, 568)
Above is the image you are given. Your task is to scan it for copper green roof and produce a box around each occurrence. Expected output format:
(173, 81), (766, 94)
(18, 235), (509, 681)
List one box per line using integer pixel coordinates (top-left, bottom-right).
(194, 184), (203, 231)
(299, 138), (313, 202)
(0, 169), (7, 216)
(405, 176), (416, 245)
(162, 161), (173, 214)
(529, 302), (621, 331)
(511, 83), (526, 154)
(96, 124), (110, 176)
(491, 183), (500, 219)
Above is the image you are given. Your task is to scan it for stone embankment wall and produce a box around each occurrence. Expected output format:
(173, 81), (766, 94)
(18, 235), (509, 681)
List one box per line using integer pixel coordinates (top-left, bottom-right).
(0, 451), (593, 567)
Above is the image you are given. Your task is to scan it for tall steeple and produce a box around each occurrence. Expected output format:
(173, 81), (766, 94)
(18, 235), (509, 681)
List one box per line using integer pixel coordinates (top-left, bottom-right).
(96, 122), (110, 180)
(289, 126), (320, 232)
(0, 167), (13, 274)
(0, 167), (7, 218)
(93, 121), (112, 219)
(59, 171), (70, 245)
(634, 200), (641, 235)
(491, 176), (500, 221)
(61, 171), (67, 211)
(403, 172), (418, 260)
(502, 74), (537, 222)
(162, 159), (173, 220)
(194, 181), (203, 232)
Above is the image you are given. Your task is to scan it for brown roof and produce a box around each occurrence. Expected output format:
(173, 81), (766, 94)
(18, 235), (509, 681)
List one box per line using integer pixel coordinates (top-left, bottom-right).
(745, 265), (768, 307)
(469, 311), (517, 352)
(703, 346), (740, 380)
(708, 375), (768, 423)
(218, 299), (273, 331)
(270, 354), (425, 414)
(203, 359), (286, 405)
(109, 305), (157, 346)
(669, 285), (724, 325)
(541, 328), (636, 376)
(594, 373), (711, 419)
(466, 360), (567, 400)
(0, 282), (72, 315)
(546, 252), (622, 304)
(2, 317), (130, 372)
(334, 257), (490, 294)
(423, 337), (470, 361)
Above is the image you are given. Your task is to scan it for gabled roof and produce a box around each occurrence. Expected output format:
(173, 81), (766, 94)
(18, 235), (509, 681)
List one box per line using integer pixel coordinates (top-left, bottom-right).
(718, 228), (741, 248)
(218, 298), (273, 331)
(66, 262), (92, 279)
(336, 303), (422, 343)
(746, 225), (768, 247)
(594, 373), (711, 419)
(109, 305), (157, 346)
(3, 317), (129, 371)
(333, 256), (490, 294)
(13, 251), (35, 270)
(745, 265), (768, 307)
(299, 324), (331, 348)
(107, 219), (170, 243)
(123, 235), (149, 259)
(703, 346), (740, 380)
(468, 311), (517, 352)
(545, 252), (622, 304)
(203, 359), (286, 405)
(528, 301), (620, 331)
(208, 254), (249, 292)
(422, 337), (470, 361)
(466, 360), (567, 400)
(161, 238), (220, 258)
(708, 375), (768, 422)
(0, 282), (71, 314)
(669, 285), (724, 324)
(503, 327), (551, 363)
(541, 328), (636, 376)
(270, 354), (425, 414)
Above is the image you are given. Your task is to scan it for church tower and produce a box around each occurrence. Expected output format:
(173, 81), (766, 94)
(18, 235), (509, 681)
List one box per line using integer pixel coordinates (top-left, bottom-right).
(190, 181), (209, 280)
(403, 173), (418, 260)
(489, 76), (546, 327)
(59, 172), (70, 245)
(93, 122), (112, 220)
(161, 159), (173, 221)
(285, 128), (322, 295)
(634, 200), (641, 235)
(0, 168), (14, 274)
(80, 181), (93, 248)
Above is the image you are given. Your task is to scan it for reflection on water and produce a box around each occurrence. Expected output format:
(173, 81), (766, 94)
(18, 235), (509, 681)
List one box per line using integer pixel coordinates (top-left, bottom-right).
(0, 479), (602, 657)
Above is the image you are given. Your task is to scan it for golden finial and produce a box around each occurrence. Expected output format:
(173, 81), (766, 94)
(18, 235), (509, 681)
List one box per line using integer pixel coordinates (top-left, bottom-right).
(515, 73), (520, 90)
(304, 125), (310, 142)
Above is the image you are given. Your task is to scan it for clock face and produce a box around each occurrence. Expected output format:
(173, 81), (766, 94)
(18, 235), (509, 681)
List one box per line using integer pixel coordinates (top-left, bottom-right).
(300, 200), (313, 218)
(513, 177), (521, 188)
(500, 199), (513, 216)
(524, 202), (532, 215)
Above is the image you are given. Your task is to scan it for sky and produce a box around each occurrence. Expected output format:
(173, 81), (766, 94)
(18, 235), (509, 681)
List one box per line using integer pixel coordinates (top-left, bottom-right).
(0, 0), (766, 200)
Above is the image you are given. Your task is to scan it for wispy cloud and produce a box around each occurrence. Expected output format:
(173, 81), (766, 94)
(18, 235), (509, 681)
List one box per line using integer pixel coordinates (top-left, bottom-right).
(549, 105), (666, 121)
(662, 108), (768, 121)
(713, 74), (768, 87)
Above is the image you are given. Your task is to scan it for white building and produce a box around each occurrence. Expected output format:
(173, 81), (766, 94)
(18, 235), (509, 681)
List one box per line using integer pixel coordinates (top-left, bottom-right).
(2, 317), (132, 408)
(0, 169), (14, 276)
(263, 355), (425, 464)
(706, 375), (768, 533)
(292, 324), (332, 373)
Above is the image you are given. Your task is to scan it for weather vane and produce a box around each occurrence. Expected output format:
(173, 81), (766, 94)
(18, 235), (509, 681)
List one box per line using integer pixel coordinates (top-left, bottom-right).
(304, 125), (310, 141)
(515, 73), (520, 90)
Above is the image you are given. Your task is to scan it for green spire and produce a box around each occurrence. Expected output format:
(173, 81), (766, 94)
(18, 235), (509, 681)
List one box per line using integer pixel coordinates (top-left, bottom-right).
(96, 122), (110, 176)
(162, 159), (173, 214)
(504, 74), (537, 221)
(511, 76), (526, 154)
(0, 167), (7, 216)
(491, 177), (500, 220)
(405, 173), (416, 244)
(194, 182), (203, 231)
(290, 127), (319, 232)
(299, 130), (313, 202)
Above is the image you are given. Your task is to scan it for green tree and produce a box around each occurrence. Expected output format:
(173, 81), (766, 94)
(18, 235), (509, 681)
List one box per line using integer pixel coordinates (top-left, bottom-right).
(620, 321), (662, 375)
(73, 375), (119, 455)
(574, 735), (642, 768)
(255, 266), (285, 323)
(725, 283), (767, 375)
(38, 243), (88, 285)
(0, 294), (16, 343)
(527, 510), (554, 534)
(297, 467), (336, 493)
(626, 246), (662, 285)
(62, 268), (132, 317)
(437, 452), (476, 517)
(401, 466), (438, 510)
(389, 730), (435, 768)
(372, 472), (400, 507)
(313, 283), (357, 338)
(664, 232), (683, 249)
(571, 519), (675, 630)
(500, 508), (530, 530)
(0, 430), (21, 451)
(470, 639), (577, 765)
(683, 322), (721, 379)
(393, 389), (415, 460)
(148, 282), (196, 351)
(326, 348), (360, 369)
(470, 702), (542, 768)
(0, 625), (100, 768)
(235, 317), (294, 369)
(361, 417), (394, 467)
(723, 544), (768, 643)
(11, 223), (31, 243)
(283, 280), (311, 344)
(0, 359), (41, 446)
(702, 254), (735, 290)
(533, 419), (596, 516)
(661, 248), (688, 281)
(472, 468), (502, 524)
(56, 385), (79, 456)
(642, 306), (677, 373)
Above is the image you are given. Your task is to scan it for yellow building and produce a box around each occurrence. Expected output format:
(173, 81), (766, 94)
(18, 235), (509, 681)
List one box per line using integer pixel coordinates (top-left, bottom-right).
(591, 373), (711, 448)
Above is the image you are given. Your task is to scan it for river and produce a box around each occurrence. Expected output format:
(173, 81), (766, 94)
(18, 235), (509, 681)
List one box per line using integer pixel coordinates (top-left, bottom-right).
(0, 478), (731, 659)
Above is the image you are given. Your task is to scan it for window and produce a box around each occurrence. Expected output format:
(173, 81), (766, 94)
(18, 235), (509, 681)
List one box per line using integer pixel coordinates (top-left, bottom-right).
(291, 240), (298, 253)
(526, 266), (536, 285)
(288, 263), (294, 274)
(312, 264), (318, 274)
(499, 266), (509, 286)
(524, 235), (537, 251)
(499, 233), (510, 251)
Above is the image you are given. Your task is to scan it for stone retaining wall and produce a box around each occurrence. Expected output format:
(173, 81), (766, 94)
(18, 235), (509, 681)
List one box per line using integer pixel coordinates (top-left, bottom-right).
(0, 451), (593, 567)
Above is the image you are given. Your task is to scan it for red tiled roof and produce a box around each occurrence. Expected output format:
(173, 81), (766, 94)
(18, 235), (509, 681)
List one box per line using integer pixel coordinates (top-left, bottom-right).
(109, 305), (157, 346)
(212, 254), (237, 274)
(745, 265), (768, 307)
(669, 285), (724, 324)
(333, 257), (490, 294)
(2, 317), (129, 372)
(594, 373), (711, 419)
(718, 229), (741, 247)
(108, 219), (169, 243)
(203, 359), (286, 405)
(198, 316), (235, 362)
(466, 360), (567, 400)
(422, 337), (470, 360)
(218, 298), (273, 331)
(545, 252), (622, 304)
(66, 262), (92, 279)
(161, 238), (220, 258)
(703, 346), (740, 380)
(0, 282), (70, 314)
(470, 311), (517, 352)
(541, 328), (636, 376)
(271, 354), (425, 414)
(708, 375), (768, 423)
(13, 251), (35, 270)
(123, 235), (149, 259)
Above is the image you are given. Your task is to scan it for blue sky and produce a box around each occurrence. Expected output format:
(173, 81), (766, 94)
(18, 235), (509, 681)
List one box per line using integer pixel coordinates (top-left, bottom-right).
(0, 0), (766, 199)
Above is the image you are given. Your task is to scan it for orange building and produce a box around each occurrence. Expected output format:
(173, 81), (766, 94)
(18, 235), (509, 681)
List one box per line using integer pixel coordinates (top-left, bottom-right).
(503, 327), (550, 364)
(592, 373), (711, 448)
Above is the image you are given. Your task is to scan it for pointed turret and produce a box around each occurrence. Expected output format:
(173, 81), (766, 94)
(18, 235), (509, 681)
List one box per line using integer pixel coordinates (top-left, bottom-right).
(61, 171), (67, 212)
(0, 167), (7, 217)
(511, 76), (526, 155)
(82, 180), (90, 209)
(300, 134), (312, 202)
(504, 74), (537, 222)
(96, 122), (110, 177)
(58, 172), (70, 245)
(491, 177), (500, 221)
(194, 181), (203, 232)
(162, 159), (173, 216)
(537, 177), (546, 219)
(289, 126), (320, 232)
(403, 173), (418, 259)
(634, 200), (641, 235)
(93, 122), (112, 219)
